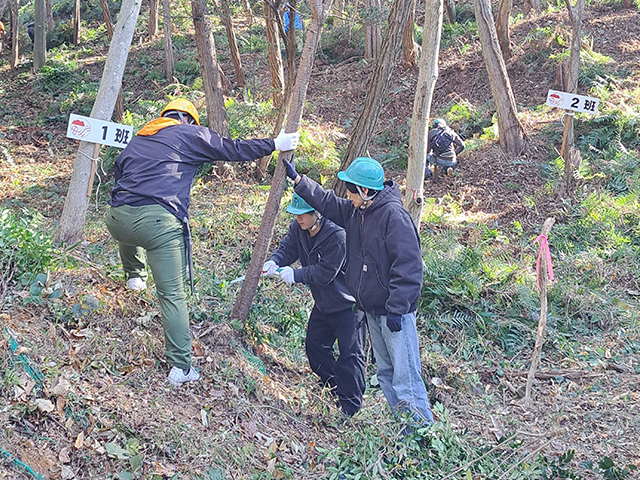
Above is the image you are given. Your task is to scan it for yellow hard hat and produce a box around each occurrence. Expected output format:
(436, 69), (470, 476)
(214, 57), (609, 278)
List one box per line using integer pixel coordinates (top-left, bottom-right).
(160, 99), (200, 125)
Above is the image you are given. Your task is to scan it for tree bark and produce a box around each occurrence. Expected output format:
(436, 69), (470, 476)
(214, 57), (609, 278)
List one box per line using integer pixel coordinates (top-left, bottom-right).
(56, 0), (142, 244)
(473, 0), (525, 157)
(264, 0), (285, 108)
(561, 0), (586, 195)
(45, 0), (54, 31)
(9, 0), (17, 70)
(365, 0), (382, 60)
(231, 0), (333, 326)
(444, 0), (456, 23)
(495, 0), (511, 61)
(73, 0), (80, 45)
(404, 0), (443, 227)
(191, 0), (229, 137)
(162, 0), (174, 81)
(98, 0), (124, 122)
(149, 0), (158, 38)
(218, 0), (246, 88)
(401, 0), (419, 68)
(334, 0), (415, 197)
(0, 0), (8, 18)
(34, 0), (46, 71)
(243, 0), (254, 25)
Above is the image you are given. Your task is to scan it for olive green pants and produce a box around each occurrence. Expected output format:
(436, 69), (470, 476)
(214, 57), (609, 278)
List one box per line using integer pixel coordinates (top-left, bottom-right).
(105, 204), (192, 370)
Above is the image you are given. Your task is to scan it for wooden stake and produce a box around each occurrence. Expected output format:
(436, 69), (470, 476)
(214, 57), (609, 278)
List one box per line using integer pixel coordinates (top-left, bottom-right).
(524, 217), (555, 407)
(86, 143), (100, 198)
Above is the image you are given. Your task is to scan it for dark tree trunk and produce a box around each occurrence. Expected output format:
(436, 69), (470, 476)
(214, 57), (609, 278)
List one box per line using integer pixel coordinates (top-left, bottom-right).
(333, 0), (415, 197)
(34, 0), (46, 70)
(162, 0), (174, 81)
(73, 0), (80, 45)
(495, 0), (511, 61)
(9, 0), (18, 70)
(218, 0), (246, 88)
(149, 0), (158, 38)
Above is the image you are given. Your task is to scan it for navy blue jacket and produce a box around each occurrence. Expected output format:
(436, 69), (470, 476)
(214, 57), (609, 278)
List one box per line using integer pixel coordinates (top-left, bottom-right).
(110, 122), (274, 222)
(269, 217), (355, 314)
(294, 176), (423, 316)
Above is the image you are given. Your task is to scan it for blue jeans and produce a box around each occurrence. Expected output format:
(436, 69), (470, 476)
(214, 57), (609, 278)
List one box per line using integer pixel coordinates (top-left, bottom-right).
(365, 311), (434, 425)
(425, 154), (457, 178)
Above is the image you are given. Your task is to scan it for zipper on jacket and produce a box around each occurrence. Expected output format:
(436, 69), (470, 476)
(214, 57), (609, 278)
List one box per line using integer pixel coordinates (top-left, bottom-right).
(356, 211), (365, 308)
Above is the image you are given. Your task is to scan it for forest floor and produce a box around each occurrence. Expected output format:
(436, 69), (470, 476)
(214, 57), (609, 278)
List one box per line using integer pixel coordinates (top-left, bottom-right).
(0, 2), (639, 480)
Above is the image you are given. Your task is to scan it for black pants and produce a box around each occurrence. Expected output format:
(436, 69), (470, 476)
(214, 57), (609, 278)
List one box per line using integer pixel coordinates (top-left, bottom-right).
(305, 305), (366, 416)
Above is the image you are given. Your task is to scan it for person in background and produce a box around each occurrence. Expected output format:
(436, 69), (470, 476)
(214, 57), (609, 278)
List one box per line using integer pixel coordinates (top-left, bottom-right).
(425, 118), (465, 180)
(105, 99), (299, 387)
(264, 193), (367, 416)
(27, 22), (34, 50)
(282, 156), (434, 427)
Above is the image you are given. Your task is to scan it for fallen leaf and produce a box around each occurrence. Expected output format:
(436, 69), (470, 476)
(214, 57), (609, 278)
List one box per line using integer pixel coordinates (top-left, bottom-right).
(59, 447), (71, 463)
(53, 378), (72, 396)
(200, 409), (208, 428)
(75, 431), (85, 450)
(242, 420), (258, 439)
(13, 346), (31, 355)
(56, 396), (65, 416)
(273, 468), (285, 479)
(228, 383), (239, 397)
(35, 398), (55, 413)
(61, 465), (75, 479)
(266, 458), (277, 473)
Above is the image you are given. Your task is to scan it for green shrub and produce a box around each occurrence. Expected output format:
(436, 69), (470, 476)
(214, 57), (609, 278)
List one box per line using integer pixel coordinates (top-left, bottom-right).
(36, 59), (80, 93)
(0, 209), (56, 286)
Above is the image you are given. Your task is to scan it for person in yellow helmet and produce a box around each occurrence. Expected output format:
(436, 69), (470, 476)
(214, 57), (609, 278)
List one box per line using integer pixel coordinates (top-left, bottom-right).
(105, 98), (299, 387)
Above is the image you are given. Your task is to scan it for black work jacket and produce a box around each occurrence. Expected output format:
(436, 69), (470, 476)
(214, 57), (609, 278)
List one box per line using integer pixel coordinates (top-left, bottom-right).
(295, 177), (423, 316)
(110, 123), (274, 222)
(269, 217), (355, 314)
(428, 126), (465, 161)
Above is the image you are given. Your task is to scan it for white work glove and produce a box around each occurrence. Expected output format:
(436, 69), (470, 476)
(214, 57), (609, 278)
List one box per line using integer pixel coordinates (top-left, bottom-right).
(274, 130), (300, 151)
(279, 266), (295, 284)
(262, 260), (279, 276)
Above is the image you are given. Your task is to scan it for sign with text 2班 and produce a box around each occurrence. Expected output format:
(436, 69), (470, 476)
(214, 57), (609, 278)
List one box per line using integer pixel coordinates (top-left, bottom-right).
(66, 114), (134, 149)
(546, 90), (599, 115)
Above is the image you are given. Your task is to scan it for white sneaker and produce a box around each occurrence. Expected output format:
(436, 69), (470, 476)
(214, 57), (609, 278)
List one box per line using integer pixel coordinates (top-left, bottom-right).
(167, 366), (201, 387)
(126, 277), (147, 291)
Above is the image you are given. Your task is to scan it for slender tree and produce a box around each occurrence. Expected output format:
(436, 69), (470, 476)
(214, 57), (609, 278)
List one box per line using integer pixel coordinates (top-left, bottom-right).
(561, 0), (586, 194)
(191, 0), (229, 136)
(495, 0), (511, 61)
(149, 0), (158, 37)
(34, 0), (46, 70)
(265, 0), (285, 107)
(9, 0), (18, 70)
(216, 0), (246, 88)
(401, 0), (419, 67)
(333, 0), (415, 197)
(57, 0), (143, 244)
(162, 0), (174, 81)
(231, 0), (333, 326)
(444, 0), (456, 23)
(473, 0), (525, 156)
(364, 0), (382, 59)
(98, 0), (124, 122)
(45, 0), (54, 30)
(404, 0), (443, 227)
(73, 0), (80, 45)
(243, 0), (254, 25)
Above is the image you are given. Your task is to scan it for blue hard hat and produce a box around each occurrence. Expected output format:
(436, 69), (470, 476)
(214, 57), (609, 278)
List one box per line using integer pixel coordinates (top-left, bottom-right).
(286, 193), (314, 215)
(337, 157), (384, 191)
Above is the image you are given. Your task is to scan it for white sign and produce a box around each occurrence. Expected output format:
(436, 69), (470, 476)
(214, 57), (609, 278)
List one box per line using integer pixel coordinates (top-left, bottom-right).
(66, 114), (134, 148)
(546, 89), (599, 115)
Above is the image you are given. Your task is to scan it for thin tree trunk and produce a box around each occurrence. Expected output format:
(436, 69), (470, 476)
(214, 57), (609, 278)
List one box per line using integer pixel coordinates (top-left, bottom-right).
(191, 0), (229, 137)
(264, 0), (284, 108)
(149, 0), (158, 38)
(98, 0), (124, 122)
(402, 0), (418, 67)
(473, 0), (525, 157)
(334, 0), (415, 197)
(218, 0), (246, 88)
(162, 0), (174, 81)
(34, 0), (46, 70)
(9, 0), (18, 70)
(57, 0), (142, 244)
(405, 0), (443, 227)
(495, 0), (511, 61)
(365, 0), (382, 60)
(45, 0), (54, 30)
(73, 0), (80, 45)
(444, 0), (456, 23)
(231, 0), (333, 327)
(561, 0), (586, 195)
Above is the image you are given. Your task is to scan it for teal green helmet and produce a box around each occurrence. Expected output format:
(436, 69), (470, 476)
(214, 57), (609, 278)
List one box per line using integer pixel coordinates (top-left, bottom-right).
(337, 157), (384, 191)
(286, 193), (314, 215)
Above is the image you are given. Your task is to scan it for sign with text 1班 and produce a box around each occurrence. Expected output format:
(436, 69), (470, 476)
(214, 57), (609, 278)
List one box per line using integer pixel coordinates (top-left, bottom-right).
(546, 90), (599, 115)
(66, 114), (134, 149)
